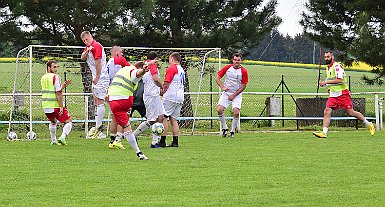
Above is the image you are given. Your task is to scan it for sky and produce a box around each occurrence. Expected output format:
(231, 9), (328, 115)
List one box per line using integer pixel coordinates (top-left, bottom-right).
(274, 0), (308, 37)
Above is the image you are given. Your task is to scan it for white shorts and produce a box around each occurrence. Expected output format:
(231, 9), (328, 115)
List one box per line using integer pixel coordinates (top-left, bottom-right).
(162, 99), (183, 118)
(218, 91), (242, 110)
(92, 78), (109, 100)
(144, 95), (165, 121)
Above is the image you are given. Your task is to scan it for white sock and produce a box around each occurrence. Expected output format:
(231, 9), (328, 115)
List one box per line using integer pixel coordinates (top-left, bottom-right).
(231, 118), (239, 132)
(61, 122), (72, 139)
(133, 121), (150, 137)
(219, 114), (227, 130)
(124, 131), (140, 153)
(49, 123), (57, 142)
(152, 133), (159, 145)
(323, 127), (328, 134)
(363, 120), (370, 126)
(116, 132), (123, 142)
(95, 104), (105, 128)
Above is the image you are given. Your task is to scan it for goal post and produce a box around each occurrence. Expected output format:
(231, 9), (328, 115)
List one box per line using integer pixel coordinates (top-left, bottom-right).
(7, 45), (222, 138)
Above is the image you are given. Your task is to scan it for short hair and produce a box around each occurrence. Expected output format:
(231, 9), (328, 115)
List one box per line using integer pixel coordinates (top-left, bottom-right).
(147, 51), (158, 60)
(232, 53), (242, 60)
(324, 50), (334, 55)
(111, 45), (121, 56)
(134, 61), (145, 69)
(47, 60), (57, 72)
(81, 31), (91, 39)
(170, 52), (181, 63)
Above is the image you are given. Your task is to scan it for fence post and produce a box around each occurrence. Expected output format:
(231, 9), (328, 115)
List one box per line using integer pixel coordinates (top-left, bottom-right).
(375, 94), (379, 130)
(281, 75), (285, 127)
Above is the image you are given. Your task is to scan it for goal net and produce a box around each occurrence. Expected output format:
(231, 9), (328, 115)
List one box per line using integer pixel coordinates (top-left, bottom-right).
(7, 45), (221, 139)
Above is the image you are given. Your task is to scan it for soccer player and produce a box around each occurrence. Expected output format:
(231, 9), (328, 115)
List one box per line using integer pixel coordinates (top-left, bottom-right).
(41, 60), (72, 145)
(106, 46), (130, 149)
(107, 61), (150, 160)
(216, 53), (248, 138)
(159, 52), (185, 147)
(133, 51), (164, 148)
(313, 51), (375, 138)
(80, 31), (108, 139)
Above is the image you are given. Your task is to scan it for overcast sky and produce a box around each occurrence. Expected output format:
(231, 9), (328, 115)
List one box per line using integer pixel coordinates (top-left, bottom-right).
(274, 0), (308, 37)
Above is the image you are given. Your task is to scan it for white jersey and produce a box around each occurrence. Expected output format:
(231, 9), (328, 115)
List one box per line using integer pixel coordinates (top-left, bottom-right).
(218, 64), (248, 93)
(85, 40), (108, 81)
(143, 60), (160, 97)
(163, 64), (185, 103)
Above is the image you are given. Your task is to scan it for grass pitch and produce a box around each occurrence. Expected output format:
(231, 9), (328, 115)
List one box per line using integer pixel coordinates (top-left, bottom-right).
(1, 129), (385, 206)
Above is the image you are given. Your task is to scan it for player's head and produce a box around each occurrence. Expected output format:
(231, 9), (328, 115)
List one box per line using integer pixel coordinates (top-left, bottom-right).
(324, 51), (334, 65)
(111, 46), (122, 57)
(81, 31), (93, 46)
(232, 53), (242, 68)
(134, 61), (145, 69)
(169, 52), (181, 64)
(147, 51), (158, 60)
(47, 60), (58, 73)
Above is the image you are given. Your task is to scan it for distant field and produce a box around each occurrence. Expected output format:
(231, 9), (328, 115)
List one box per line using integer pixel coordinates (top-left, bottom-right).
(1, 130), (384, 206)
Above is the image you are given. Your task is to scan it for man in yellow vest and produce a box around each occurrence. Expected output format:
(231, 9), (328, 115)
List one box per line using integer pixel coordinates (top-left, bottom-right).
(41, 60), (73, 145)
(313, 51), (375, 138)
(107, 61), (152, 160)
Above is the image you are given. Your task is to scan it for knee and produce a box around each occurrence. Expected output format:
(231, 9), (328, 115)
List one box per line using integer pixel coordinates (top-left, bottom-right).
(323, 108), (332, 116)
(217, 106), (224, 115)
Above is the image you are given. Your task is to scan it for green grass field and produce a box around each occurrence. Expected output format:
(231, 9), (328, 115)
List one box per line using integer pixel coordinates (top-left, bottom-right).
(1, 130), (385, 206)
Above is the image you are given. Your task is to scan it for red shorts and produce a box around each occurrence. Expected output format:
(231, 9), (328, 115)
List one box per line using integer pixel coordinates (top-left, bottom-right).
(45, 107), (71, 123)
(109, 97), (134, 127)
(326, 93), (353, 110)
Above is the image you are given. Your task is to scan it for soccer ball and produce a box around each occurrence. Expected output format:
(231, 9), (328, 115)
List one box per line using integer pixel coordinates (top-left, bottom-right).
(7, 131), (19, 141)
(86, 127), (106, 139)
(151, 123), (164, 136)
(26, 131), (37, 140)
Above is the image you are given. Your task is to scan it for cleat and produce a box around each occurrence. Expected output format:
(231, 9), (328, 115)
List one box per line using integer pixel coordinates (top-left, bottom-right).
(91, 125), (105, 139)
(112, 141), (126, 149)
(167, 142), (179, 147)
(51, 142), (60, 146)
(221, 129), (228, 138)
(108, 143), (115, 149)
(158, 142), (167, 148)
(150, 143), (160, 148)
(229, 131), (235, 138)
(58, 137), (67, 145)
(137, 152), (148, 160)
(313, 132), (327, 138)
(368, 123), (375, 136)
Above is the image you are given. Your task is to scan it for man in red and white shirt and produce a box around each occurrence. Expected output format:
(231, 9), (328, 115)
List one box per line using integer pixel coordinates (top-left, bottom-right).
(106, 46), (131, 149)
(159, 52), (185, 147)
(41, 60), (73, 145)
(216, 53), (248, 138)
(80, 31), (108, 139)
(133, 51), (164, 148)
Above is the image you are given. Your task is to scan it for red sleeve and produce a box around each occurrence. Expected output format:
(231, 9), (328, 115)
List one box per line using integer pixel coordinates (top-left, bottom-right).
(164, 65), (177, 83)
(241, 67), (248, 84)
(146, 60), (158, 75)
(114, 56), (130, 67)
(91, 41), (103, 60)
(217, 64), (232, 78)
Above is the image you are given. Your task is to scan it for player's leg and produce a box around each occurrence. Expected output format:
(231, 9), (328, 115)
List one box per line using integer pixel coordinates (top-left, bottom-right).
(217, 92), (230, 137)
(346, 108), (375, 135)
(169, 116), (179, 147)
(48, 117), (58, 145)
(92, 84), (107, 138)
(313, 106), (332, 138)
(159, 117), (169, 147)
(57, 107), (72, 146)
(230, 107), (240, 138)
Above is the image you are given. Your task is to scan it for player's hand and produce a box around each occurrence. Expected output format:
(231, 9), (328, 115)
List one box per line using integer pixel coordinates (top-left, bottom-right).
(87, 46), (94, 52)
(93, 76), (100, 85)
(228, 94), (235, 101)
(62, 80), (72, 88)
(59, 107), (63, 116)
(319, 81), (326, 87)
(221, 86), (228, 92)
(160, 87), (164, 96)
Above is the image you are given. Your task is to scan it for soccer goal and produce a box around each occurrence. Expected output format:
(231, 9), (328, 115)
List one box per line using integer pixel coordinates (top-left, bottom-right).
(6, 45), (221, 139)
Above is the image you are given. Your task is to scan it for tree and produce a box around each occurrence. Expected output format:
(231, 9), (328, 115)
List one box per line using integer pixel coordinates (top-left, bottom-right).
(301, 0), (385, 84)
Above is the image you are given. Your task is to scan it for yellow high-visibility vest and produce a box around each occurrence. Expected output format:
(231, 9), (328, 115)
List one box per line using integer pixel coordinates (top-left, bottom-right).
(41, 73), (59, 109)
(108, 66), (137, 97)
(326, 62), (348, 93)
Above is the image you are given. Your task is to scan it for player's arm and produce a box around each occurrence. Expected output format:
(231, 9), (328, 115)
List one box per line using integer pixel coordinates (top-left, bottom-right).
(162, 81), (170, 95)
(215, 75), (227, 91)
(152, 74), (163, 88)
(81, 46), (93, 60)
(61, 80), (72, 89)
(232, 84), (246, 97)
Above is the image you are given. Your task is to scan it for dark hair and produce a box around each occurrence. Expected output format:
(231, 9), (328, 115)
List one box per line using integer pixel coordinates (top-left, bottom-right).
(147, 51), (158, 60)
(233, 53), (242, 60)
(324, 50), (333, 55)
(47, 60), (58, 72)
(170, 52), (181, 62)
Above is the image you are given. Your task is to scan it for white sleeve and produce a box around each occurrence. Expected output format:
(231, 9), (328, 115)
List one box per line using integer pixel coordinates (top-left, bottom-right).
(54, 75), (62, 92)
(334, 64), (344, 79)
(130, 69), (142, 83)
